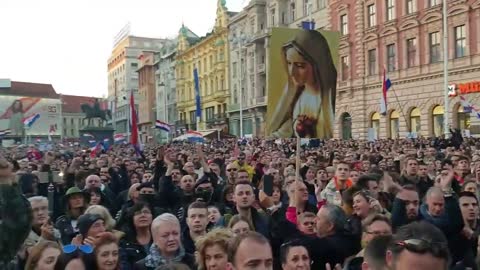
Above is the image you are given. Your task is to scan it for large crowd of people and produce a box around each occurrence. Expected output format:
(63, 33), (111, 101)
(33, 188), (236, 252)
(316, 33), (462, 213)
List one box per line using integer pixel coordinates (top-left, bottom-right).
(1, 135), (479, 270)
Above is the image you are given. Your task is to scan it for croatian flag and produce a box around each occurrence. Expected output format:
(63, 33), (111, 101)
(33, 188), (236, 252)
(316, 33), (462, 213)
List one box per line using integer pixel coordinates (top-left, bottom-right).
(0, 129), (11, 137)
(380, 69), (392, 115)
(83, 133), (95, 138)
(460, 96), (480, 119)
(186, 130), (204, 143)
(23, 113), (40, 127)
(155, 120), (171, 132)
(90, 142), (104, 158)
(129, 90), (142, 156)
(114, 134), (125, 143)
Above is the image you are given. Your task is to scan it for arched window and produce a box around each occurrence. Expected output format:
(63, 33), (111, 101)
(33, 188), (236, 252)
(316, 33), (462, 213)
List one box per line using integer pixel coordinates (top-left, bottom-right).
(432, 105), (444, 137)
(341, 113), (352, 139)
(389, 110), (400, 138)
(410, 108), (421, 134)
(371, 112), (380, 139)
(457, 105), (471, 130)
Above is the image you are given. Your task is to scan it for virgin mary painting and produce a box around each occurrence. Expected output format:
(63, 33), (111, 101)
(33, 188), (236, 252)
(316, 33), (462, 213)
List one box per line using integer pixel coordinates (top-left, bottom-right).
(269, 30), (337, 139)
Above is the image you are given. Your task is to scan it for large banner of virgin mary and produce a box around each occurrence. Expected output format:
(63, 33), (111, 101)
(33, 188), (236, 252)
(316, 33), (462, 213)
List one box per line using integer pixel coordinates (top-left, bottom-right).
(266, 28), (339, 139)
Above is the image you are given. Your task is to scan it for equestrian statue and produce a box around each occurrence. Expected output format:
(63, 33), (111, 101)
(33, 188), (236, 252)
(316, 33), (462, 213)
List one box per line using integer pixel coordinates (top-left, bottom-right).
(81, 99), (112, 127)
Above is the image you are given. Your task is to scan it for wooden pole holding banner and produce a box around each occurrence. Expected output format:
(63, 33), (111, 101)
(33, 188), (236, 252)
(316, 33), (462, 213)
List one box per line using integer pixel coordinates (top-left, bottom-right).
(294, 136), (301, 209)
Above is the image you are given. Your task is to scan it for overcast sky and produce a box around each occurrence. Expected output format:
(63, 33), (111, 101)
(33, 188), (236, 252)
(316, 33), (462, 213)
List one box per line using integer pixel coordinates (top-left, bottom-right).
(0, 0), (247, 97)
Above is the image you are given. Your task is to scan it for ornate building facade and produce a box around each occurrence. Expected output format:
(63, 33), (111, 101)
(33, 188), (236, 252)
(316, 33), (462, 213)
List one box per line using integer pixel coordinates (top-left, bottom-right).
(175, 0), (235, 133)
(330, 0), (480, 139)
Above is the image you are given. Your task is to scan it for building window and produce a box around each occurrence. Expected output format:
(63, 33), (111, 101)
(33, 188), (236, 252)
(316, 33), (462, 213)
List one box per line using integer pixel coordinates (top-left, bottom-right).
(210, 55), (213, 68)
(318, 0), (326, 9)
(189, 110), (196, 124)
(389, 110), (400, 138)
(271, 8), (275, 26)
(454, 25), (466, 58)
(410, 107), (421, 134)
(429, 32), (441, 63)
(406, 38), (417, 67)
(205, 107), (215, 121)
(367, 4), (376, 27)
(131, 63), (138, 68)
(233, 62), (237, 78)
(341, 56), (349, 80)
(386, 0), (395, 21)
(432, 105), (444, 137)
(290, 3), (296, 22)
(340, 14), (348, 35)
(387, 44), (396, 72)
(428, 0), (438, 7)
(368, 49), (376, 75)
(233, 85), (238, 104)
(457, 105), (471, 130)
(406, 0), (415, 14)
(371, 112), (380, 139)
(304, 0), (310, 16)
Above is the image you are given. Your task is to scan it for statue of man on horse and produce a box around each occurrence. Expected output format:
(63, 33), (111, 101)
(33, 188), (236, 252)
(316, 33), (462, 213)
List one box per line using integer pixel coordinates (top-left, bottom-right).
(81, 99), (112, 127)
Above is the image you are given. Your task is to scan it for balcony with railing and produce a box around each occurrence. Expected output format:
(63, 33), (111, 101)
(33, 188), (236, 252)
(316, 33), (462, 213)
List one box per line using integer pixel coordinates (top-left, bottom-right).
(227, 103), (240, 112)
(175, 119), (187, 126)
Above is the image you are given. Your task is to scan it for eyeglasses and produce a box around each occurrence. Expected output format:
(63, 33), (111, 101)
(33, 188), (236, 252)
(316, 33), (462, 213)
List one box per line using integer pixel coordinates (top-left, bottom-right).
(227, 168), (238, 172)
(366, 230), (391, 236)
(395, 239), (448, 257)
(63, 244), (93, 254)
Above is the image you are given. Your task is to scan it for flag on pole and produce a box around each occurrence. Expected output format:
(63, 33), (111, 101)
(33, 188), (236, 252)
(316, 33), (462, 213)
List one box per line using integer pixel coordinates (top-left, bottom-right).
(155, 120), (171, 132)
(23, 113), (40, 127)
(114, 134), (125, 143)
(380, 69), (392, 115)
(0, 129), (11, 137)
(129, 90), (141, 156)
(460, 96), (480, 118)
(193, 68), (202, 119)
(186, 130), (204, 143)
(90, 142), (104, 158)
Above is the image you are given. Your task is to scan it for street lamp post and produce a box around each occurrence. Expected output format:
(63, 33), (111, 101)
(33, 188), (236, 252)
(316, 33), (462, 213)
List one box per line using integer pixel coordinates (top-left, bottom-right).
(230, 34), (248, 138)
(159, 81), (168, 142)
(442, 0), (449, 138)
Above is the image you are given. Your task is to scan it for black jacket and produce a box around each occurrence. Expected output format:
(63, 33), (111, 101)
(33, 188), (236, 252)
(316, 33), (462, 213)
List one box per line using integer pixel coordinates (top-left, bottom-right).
(119, 239), (151, 270)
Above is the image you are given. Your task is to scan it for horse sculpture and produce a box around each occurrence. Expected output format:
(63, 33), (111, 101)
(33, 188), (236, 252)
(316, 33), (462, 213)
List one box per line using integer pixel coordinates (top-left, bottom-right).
(81, 101), (112, 127)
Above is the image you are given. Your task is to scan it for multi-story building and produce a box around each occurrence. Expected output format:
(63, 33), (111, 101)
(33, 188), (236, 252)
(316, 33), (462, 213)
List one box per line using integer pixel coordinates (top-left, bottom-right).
(107, 35), (168, 135)
(227, 0), (331, 137)
(155, 40), (178, 142)
(330, 0), (480, 139)
(175, 0), (236, 132)
(137, 51), (157, 143)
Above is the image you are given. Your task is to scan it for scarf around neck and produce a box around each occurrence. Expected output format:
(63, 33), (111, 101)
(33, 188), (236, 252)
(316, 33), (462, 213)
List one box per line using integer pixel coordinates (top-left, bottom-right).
(144, 244), (186, 268)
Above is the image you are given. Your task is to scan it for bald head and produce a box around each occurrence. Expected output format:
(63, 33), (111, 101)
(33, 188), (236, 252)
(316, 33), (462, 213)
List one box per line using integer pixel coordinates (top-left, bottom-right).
(85, 175), (101, 189)
(426, 187), (445, 217)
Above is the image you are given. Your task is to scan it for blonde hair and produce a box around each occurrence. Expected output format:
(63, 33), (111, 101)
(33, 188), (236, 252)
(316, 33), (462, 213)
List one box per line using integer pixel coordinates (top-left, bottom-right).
(85, 205), (116, 230)
(195, 228), (233, 270)
(24, 241), (60, 270)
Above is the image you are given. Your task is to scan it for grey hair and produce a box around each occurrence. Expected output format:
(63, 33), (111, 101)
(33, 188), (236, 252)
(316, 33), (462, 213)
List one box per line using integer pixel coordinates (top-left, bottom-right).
(322, 204), (347, 232)
(425, 187), (444, 201)
(152, 213), (180, 233)
(28, 196), (48, 205)
(85, 205), (116, 230)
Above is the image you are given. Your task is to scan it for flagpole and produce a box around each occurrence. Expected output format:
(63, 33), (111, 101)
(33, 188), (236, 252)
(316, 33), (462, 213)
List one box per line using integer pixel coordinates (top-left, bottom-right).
(389, 86), (410, 133)
(127, 90), (131, 143)
(442, 0), (449, 138)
